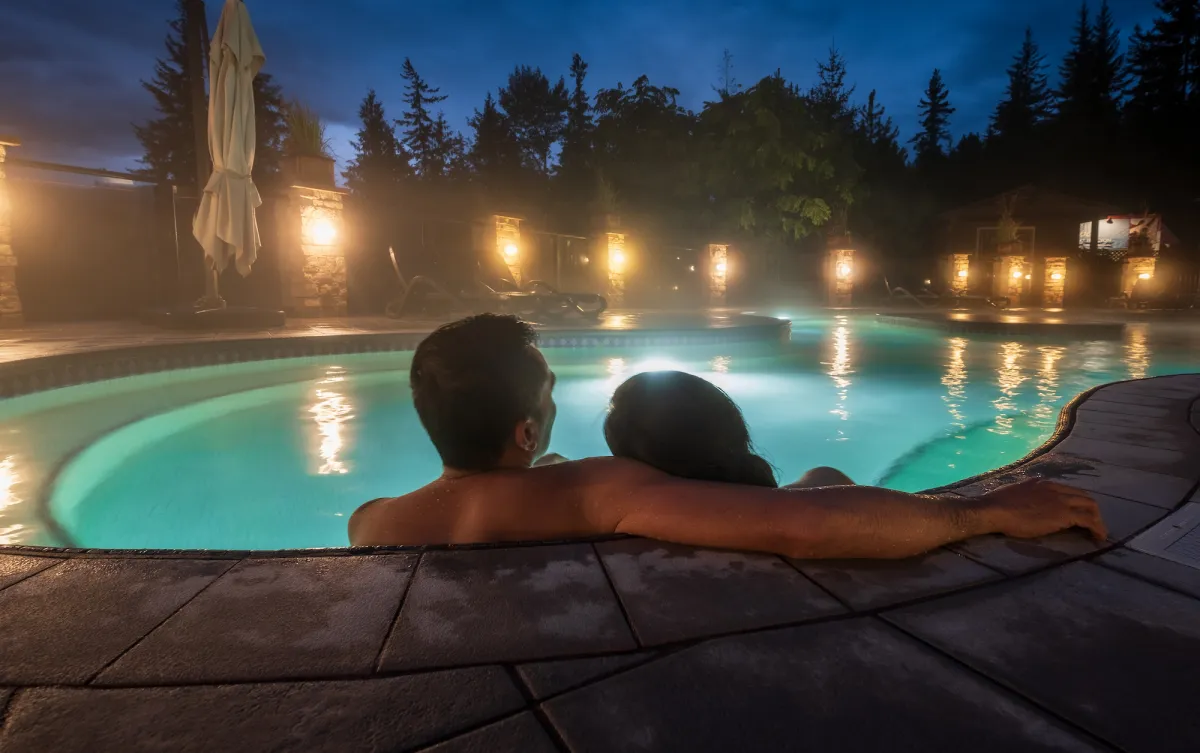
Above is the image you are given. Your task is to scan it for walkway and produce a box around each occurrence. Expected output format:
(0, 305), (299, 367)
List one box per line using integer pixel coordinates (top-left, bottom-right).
(0, 373), (1197, 751)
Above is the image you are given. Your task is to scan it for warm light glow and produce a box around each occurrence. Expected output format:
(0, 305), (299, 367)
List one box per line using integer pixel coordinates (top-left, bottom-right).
(1138, 272), (1151, 280)
(0, 455), (24, 545)
(923, 279), (932, 286)
(715, 261), (727, 274)
(309, 367), (354, 475)
(606, 357), (627, 376)
(579, 255), (589, 265)
(1024, 273), (1032, 280)
(307, 217), (337, 246)
(503, 243), (519, 260)
(1051, 272), (1063, 280)
(1011, 268), (1024, 279)
(610, 250), (626, 270)
(957, 270), (968, 278)
(836, 262), (852, 280)
(688, 265), (696, 272)
(827, 316), (853, 424)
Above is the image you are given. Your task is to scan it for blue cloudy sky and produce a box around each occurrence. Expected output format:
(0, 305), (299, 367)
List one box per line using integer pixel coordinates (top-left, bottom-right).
(0, 0), (1158, 173)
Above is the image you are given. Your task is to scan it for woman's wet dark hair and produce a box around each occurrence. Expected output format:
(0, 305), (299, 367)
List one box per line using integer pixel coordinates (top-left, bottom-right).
(604, 370), (777, 487)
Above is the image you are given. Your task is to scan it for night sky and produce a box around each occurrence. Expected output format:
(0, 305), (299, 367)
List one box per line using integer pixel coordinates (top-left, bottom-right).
(1, 0), (1157, 175)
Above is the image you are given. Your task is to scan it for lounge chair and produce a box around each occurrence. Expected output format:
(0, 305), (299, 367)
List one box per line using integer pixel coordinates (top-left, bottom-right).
(385, 248), (607, 321)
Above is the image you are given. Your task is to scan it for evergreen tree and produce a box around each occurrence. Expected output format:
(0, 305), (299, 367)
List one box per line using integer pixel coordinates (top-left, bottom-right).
(133, 0), (203, 183)
(910, 69), (955, 165)
(1057, 2), (1095, 120)
(1093, 0), (1128, 119)
(559, 54), (594, 179)
(252, 74), (287, 185)
(808, 46), (856, 127)
(134, 1), (286, 186)
(499, 66), (569, 172)
(428, 113), (468, 180)
(343, 89), (408, 196)
(858, 90), (900, 146)
(468, 93), (521, 178)
(990, 27), (1052, 140)
(1127, 0), (1200, 119)
(714, 48), (741, 98)
(397, 58), (448, 179)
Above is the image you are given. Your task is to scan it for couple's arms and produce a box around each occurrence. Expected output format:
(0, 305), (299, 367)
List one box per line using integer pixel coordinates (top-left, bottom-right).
(584, 462), (1106, 559)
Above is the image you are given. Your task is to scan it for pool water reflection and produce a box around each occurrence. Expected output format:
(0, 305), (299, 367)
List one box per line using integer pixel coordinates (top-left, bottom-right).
(7, 314), (1200, 550)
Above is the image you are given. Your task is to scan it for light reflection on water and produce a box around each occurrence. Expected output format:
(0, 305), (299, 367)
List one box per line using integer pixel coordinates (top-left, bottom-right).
(0, 455), (24, 544)
(1124, 324), (1149, 380)
(825, 316), (852, 427)
(309, 366), (354, 476)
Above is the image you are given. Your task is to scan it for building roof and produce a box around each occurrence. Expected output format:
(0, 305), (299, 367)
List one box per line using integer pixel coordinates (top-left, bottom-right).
(939, 185), (1122, 223)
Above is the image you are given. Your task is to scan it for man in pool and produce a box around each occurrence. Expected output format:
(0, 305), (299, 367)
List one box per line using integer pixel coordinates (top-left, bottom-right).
(348, 315), (1106, 557)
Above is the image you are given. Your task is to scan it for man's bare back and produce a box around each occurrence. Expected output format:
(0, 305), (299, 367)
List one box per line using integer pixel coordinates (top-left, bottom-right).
(348, 457), (1106, 559)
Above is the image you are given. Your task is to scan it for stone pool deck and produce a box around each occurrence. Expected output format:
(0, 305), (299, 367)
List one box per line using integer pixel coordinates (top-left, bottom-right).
(0, 374), (1199, 751)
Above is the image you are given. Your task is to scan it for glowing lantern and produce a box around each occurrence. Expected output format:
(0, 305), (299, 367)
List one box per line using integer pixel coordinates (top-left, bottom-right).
(1011, 268), (1023, 279)
(503, 243), (519, 260)
(1051, 272), (1063, 280)
(836, 262), (852, 280)
(306, 217), (337, 246)
(957, 270), (968, 278)
(1138, 272), (1151, 280)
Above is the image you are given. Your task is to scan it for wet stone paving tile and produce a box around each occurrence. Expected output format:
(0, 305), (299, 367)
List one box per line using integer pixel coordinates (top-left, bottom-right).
(517, 651), (657, 700)
(0, 667), (524, 753)
(793, 549), (1000, 610)
(97, 554), (418, 684)
(0, 554), (59, 591)
(543, 618), (1103, 753)
(0, 558), (234, 685)
(379, 544), (636, 670)
(417, 713), (558, 753)
(596, 538), (844, 645)
(887, 562), (1200, 753)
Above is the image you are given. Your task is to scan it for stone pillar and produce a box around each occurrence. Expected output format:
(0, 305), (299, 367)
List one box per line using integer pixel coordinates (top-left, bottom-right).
(707, 243), (729, 306)
(1120, 255), (1156, 298)
(281, 184), (347, 317)
(826, 247), (854, 306)
(0, 137), (24, 325)
(992, 255), (1026, 305)
(949, 253), (970, 295)
(1043, 257), (1067, 307)
(605, 231), (627, 306)
(494, 215), (522, 286)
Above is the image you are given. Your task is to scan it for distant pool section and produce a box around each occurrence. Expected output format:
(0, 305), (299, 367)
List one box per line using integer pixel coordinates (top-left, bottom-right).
(6, 313), (1200, 550)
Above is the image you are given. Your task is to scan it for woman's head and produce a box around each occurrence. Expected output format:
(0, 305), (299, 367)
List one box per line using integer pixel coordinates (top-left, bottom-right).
(604, 370), (776, 487)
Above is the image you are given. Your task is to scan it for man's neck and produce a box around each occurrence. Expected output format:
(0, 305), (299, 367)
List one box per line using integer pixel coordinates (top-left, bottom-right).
(441, 459), (529, 480)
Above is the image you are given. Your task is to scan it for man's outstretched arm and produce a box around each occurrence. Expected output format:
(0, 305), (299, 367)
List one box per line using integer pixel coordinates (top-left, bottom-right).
(592, 474), (1105, 560)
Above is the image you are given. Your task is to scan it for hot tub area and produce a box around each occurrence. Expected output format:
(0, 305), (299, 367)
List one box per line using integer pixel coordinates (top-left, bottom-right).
(1, 311), (1199, 752)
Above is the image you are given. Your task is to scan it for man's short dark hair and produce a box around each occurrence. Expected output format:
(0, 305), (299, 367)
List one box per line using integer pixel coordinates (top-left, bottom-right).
(410, 314), (545, 470)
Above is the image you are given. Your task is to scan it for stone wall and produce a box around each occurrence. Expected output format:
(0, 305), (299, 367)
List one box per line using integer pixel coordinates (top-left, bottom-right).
(605, 231), (626, 306)
(1121, 256), (1156, 298)
(495, 215), (522, 286)
(949, 253), (970, 295)
(993, 255), (1026, 304)
(708, 244), (729, 306)
(828, 247), (854, 306)
(1043, 257), (1067, 307)
(0, 142), (23, 324)
(282, 185), (347, 316)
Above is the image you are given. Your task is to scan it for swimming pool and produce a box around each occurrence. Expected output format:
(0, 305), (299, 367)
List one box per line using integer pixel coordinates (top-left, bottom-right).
(2, 314), (1197, 550)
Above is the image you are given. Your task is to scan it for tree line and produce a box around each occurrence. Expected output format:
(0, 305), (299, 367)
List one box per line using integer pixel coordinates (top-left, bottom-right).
(137, 0), (1200, 262)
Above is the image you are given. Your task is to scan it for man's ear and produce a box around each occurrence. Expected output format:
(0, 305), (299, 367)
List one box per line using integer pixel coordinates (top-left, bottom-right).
(516, 419), (539, 453)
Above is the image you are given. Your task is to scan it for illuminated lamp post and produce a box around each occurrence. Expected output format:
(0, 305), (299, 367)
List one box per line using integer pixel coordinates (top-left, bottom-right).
(494, 215), (522, 286)
(0, 135), (23, 324)
(708, 243), (729, 306)
(1043, 257), (1067, 307)
(948, 253), (970, 295)
(993, 255), (1026, 306)
(827, 248), (854, 306)
(1120, 255), (1156, 298)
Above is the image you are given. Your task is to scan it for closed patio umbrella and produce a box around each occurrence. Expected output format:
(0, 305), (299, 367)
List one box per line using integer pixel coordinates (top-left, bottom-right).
(192, 0), (265, 285)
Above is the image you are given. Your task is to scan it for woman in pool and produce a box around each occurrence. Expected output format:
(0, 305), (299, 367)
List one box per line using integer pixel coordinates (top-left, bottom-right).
(600, 370), (854, 489)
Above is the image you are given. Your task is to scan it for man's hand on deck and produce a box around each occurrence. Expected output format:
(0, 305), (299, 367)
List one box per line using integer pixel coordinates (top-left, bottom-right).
(977, 480), (1107, 542)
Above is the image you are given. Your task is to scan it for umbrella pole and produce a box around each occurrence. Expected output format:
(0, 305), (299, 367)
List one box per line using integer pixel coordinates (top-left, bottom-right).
(185, 0), (225, 310)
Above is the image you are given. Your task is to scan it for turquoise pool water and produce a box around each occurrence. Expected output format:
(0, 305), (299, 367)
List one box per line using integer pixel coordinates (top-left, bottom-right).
(3, 314), (1198, 550)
